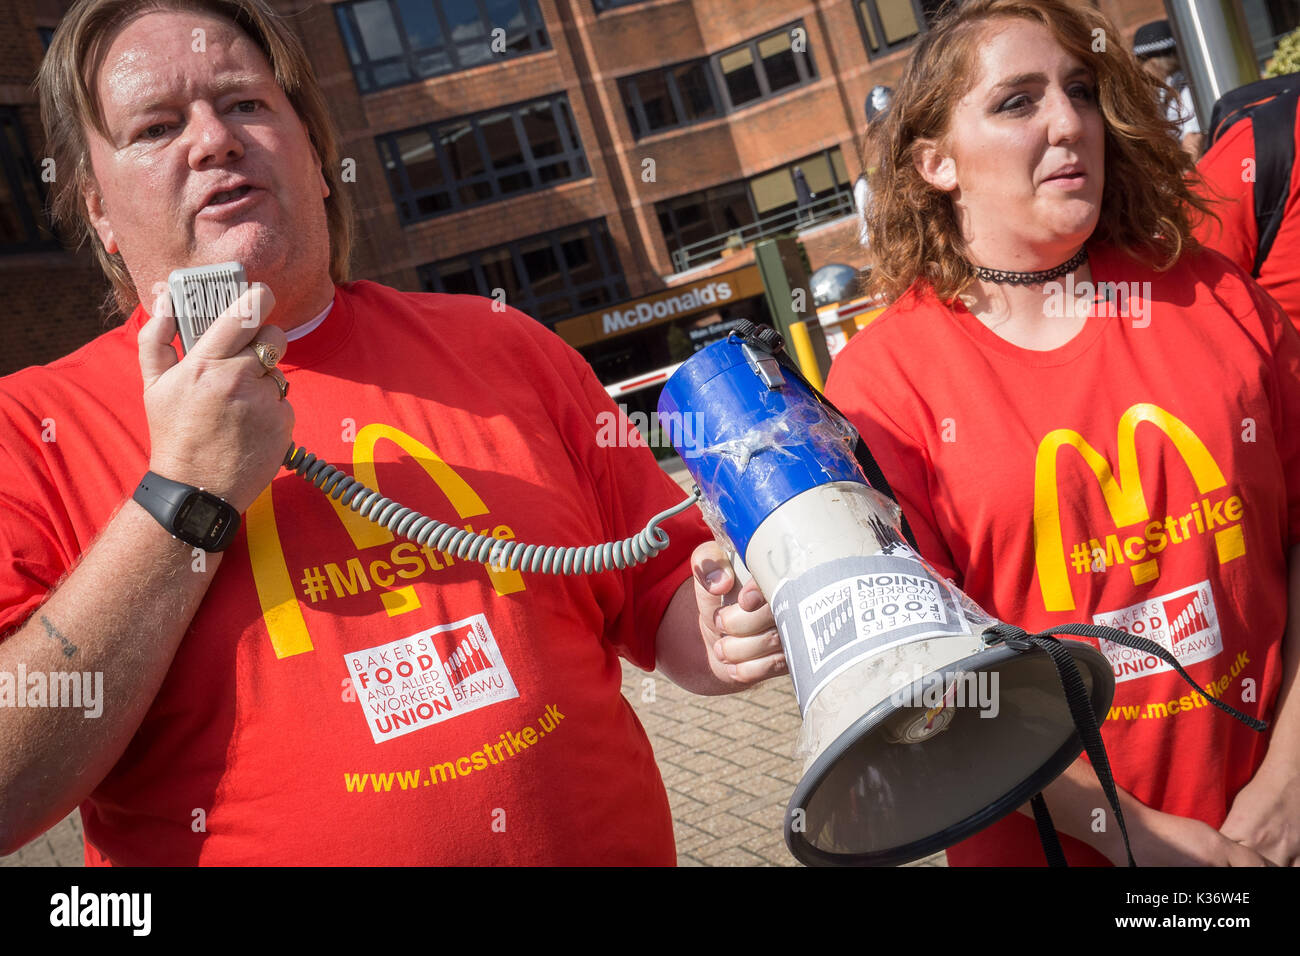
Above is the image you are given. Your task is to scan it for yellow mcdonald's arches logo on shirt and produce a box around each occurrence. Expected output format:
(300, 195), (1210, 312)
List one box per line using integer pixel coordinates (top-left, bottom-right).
(1033, 404), (1245, 612)
(245, 423), (526, 659)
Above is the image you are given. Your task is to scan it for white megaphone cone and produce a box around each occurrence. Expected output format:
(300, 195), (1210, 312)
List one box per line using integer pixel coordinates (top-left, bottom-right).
(659, 322), (1114, 866)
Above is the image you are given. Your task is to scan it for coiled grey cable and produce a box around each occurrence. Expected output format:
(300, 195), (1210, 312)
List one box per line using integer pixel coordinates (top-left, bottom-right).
(283, 443), (701, 575)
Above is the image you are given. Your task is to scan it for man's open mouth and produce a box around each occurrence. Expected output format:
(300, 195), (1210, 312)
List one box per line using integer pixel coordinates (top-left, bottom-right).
(205, 185), (254, 207)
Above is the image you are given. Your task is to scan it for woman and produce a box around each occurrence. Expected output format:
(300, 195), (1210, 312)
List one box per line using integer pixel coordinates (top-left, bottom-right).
(825, 0), (1300, 866)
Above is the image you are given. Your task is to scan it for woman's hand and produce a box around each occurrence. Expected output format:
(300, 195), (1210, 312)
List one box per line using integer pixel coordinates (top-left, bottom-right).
(1131, 807), (1273, 867)
(1220, 763), (1300, 866)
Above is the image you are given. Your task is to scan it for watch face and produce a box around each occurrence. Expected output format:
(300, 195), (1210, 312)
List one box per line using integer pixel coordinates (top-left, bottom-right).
(177, 493), (226, 542)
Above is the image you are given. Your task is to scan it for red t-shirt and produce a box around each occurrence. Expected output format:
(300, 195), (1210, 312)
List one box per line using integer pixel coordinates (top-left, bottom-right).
(1195, 110), (1300, 323)
(0, 281), (708, 865)
(825, 243), (1300, 866)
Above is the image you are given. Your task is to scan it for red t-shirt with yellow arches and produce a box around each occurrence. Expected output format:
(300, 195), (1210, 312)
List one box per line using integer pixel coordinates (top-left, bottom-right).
(0, 282), (705, 865)
(825, 243), (1300, 866)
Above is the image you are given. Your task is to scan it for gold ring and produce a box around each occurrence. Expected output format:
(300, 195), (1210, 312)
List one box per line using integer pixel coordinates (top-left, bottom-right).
(267, 367), (289, 400)
(252, 341), (281, 368)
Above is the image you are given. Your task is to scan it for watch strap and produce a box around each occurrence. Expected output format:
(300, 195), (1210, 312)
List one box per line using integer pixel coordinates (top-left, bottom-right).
(132, 471), (239, 552)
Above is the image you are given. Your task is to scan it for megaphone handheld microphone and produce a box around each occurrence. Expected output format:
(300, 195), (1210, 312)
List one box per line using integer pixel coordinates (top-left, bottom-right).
(659, 322), (1266, 867)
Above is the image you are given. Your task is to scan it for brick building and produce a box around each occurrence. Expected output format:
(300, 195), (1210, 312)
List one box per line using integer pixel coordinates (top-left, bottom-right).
(3, 0), (1296, 381)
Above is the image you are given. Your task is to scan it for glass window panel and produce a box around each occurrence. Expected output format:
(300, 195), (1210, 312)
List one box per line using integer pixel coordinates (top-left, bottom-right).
(560, 231), (598, 285)
(459, 180), (494, 203)
(414, 49), (453, 75)
(440, 120), (485, 179)
(335, 8), (367, 66)
(634, 71), (677, 131)
(858, 1), (879, 51)
(534, 295), (573, 321)
(373, 61), (412, 87)
(518, 101), (562, 159)
(396, 0), (443, 49)
(879, 0), (920, 44)
(484, 0), (526, 30)
(497, 170), (532, 193)
(519, 237), (563, 297)
(444, 0), (488, 40)
(673, 62), (717, 122)
(480, 247), (521, 298)
(394, 129), (444, 191)
(378, 138), (403, 194)
(750, 167), (797, 214)
(801, 154), (834, 194)
(625, 97), (641, 137)
(456, 40), (495, 67)
(558, 100), (582, 149)
(719, 47), (761, 106)
(414, 192), (453, 215)
(478, 112), (525, 169)
(831, 148), (848, 185)
(353, 0), (404, 59)
(536, 160), (573, 184)
(0, 171), (23, 244)
(575, 288), (611, 310)
(438, 259), (480, 295)
(758, 32), (800, 92)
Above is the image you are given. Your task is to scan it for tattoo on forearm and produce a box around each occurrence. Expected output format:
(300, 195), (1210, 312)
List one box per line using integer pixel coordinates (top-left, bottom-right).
(39, 615), (79, 658)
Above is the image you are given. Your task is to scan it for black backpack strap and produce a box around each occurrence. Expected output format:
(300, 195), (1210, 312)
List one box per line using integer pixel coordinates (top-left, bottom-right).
(1208, 74), (1298, 146)
(1250, 89), (1299, 276)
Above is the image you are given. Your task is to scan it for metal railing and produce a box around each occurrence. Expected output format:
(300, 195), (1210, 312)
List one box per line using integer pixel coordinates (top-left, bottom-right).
(669, 190), (855, 273)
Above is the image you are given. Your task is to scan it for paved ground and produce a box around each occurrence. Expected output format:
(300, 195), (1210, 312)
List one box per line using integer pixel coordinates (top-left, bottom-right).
(1, 462), (944, 868)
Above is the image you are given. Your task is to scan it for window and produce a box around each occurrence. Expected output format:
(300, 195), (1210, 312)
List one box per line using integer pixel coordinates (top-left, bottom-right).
(856, 0), (943, 58)
(622, 60), (720, 138)
(379, 95), (588, 223)
(0, 108), (57, 253)
(621, 22), (815, 139)
(711, 22), (816, 111)
(656, 148), (853, 269)
(335, 0), (550, 93)
(592, 0), (649, 10)
(418, 220), (628, 324)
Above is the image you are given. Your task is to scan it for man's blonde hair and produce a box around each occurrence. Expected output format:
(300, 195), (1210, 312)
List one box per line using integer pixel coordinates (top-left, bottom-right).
(38, 0), (353, 315)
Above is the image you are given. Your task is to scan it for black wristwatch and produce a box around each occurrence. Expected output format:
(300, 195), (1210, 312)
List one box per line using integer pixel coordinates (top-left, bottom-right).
(133, 471), (240, 552)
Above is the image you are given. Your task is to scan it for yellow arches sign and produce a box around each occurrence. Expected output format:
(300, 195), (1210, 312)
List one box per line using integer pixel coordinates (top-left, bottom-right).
(246, 424), (525, 659)
(1033, 404), (1244, 612)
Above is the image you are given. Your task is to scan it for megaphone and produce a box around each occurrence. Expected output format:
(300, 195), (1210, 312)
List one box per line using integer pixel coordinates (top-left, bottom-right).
(658, 323), (1115, 866)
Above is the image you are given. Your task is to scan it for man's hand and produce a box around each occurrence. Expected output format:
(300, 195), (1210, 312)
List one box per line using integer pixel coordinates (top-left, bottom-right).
(1220, 763), (1300, 866)
(690, 540), (785, 687)
(139, 283), (293, 513)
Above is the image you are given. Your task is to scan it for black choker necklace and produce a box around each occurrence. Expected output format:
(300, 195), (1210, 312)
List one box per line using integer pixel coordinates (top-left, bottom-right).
(972, 247), (1088, 285)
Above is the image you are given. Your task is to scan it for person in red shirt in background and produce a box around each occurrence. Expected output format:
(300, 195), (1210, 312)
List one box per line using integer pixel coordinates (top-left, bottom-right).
(1194, 89), (1300, 324)
(827, 0), (1300, 866)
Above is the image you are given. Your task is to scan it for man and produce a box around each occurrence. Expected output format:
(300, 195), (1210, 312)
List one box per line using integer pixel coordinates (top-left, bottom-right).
(0, 0), (784, 865)
(1133, 19), (1205, 159)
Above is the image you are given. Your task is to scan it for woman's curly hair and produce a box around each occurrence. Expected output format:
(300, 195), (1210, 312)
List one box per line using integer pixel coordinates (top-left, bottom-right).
(864, 0), (1216, 303)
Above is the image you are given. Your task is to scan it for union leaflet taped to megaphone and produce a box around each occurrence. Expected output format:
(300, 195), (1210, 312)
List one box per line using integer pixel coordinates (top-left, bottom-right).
(657, 321), (1116, 866)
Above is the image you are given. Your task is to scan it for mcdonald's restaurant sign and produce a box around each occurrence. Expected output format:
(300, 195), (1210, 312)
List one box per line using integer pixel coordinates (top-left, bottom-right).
(554, 264), (766, 349)
(1033, 403), (1246, 612)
